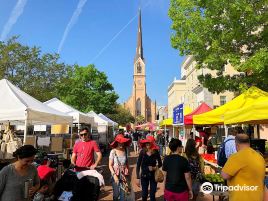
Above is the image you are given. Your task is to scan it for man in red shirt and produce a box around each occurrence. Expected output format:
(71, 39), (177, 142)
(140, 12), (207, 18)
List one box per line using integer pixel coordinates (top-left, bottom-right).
(71, 127), (102, 171)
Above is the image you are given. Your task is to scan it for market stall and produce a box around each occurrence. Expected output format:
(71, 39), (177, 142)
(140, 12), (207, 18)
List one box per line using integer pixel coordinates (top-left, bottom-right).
(0, 79), (73, 143)
(193, 86), (268, 125)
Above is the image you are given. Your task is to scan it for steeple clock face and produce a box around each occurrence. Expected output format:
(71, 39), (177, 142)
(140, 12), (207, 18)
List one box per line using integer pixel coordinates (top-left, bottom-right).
(137, 62), (142, 74)
(137, 79), (142, 85)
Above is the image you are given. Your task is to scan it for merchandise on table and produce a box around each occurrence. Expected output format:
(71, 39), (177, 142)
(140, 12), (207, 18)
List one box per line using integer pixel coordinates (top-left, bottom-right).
(204, 173), (224, 184)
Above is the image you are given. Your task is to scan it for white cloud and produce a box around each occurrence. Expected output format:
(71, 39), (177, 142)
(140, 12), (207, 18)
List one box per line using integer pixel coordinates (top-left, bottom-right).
(0, 0), (28, 41)
(57, 0), (88, 54)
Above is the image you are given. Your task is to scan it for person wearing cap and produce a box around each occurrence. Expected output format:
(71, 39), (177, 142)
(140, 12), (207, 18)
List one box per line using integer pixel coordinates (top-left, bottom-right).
(71, 127), (102, 172)
(136, 135), (162, 201)
(0, 145), (40, 201)
(109, 134), (131, 201)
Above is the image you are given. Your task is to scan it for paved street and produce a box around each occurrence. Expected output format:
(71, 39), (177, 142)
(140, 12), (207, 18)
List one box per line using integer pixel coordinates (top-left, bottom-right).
(99, 151), (213, 201)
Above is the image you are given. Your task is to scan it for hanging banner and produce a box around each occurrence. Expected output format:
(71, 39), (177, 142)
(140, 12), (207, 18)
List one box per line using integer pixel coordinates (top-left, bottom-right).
(173, 104), (184, 124)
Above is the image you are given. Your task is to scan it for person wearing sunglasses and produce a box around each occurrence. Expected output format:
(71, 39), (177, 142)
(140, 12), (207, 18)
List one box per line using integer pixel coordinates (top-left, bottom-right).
(71, 127), (102, 172)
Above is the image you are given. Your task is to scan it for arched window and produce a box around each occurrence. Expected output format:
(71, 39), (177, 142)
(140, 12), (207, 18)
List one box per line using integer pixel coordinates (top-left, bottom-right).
(137, 63), (142, 74)
(136, 98), (141, 116)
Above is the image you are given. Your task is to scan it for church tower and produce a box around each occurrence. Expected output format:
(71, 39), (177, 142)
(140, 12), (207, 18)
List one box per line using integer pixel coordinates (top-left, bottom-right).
(123, 9), (156, 123)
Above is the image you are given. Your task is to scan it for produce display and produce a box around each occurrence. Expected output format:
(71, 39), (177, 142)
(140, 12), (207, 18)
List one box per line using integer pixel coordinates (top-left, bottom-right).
(204, 173), (225, 183)
(201, 154), (217, 163)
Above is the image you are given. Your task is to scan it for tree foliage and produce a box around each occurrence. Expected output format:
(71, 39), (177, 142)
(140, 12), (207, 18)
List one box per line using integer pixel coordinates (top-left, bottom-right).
(0, 36), (119, 115)
(135, 115), (145, 124)
(57, 65), (119, 114)
(0, 36), (70, 101)
(169, 0), (268, 93)
(106, 104), (135, 126)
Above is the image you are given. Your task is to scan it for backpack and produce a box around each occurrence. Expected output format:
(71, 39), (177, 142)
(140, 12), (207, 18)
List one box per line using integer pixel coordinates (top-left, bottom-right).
(217, 138), (235, 167)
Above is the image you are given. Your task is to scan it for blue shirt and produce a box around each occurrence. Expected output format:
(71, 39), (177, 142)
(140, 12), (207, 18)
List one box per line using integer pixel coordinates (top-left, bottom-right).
(224, 135), (236, 158)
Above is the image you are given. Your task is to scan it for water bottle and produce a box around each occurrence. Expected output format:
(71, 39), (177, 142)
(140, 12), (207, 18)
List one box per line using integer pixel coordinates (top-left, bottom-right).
(24, 178), (33, 199)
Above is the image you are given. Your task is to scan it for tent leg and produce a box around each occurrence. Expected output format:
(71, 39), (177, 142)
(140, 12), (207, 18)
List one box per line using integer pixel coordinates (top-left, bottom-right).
(70, 124), (73, 149)
(224, 125), (228, 138)
(23, 119), (28, 145)
(193, 125), (196, 140)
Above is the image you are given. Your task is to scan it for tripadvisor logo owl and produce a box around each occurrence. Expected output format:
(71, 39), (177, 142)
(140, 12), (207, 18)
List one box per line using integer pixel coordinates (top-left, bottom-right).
(200, 182), (214, 194)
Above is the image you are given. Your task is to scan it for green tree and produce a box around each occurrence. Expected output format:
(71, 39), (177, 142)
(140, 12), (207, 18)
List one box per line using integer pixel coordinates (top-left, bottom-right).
(58, 65), (119, 114)
(169, 0), (268, 93)
(0, 36), (70, 101)
(106, 104), (135, 126)
(135, 115), (145, 124)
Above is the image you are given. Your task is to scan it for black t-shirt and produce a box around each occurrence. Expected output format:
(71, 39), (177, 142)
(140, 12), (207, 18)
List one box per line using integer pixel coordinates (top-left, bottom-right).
(162, 154), (190, 193)
(132, 132), (139, 141)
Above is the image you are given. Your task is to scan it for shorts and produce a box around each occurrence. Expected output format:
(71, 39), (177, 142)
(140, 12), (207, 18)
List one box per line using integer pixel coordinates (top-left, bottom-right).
(164, 189), (189, 201)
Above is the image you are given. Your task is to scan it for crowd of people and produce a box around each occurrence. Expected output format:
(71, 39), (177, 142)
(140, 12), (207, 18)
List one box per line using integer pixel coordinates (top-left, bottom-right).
(0, 126), (267, 201)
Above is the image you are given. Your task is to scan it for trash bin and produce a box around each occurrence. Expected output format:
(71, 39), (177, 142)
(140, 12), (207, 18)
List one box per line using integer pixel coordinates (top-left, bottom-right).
(250, 139), (267, 155)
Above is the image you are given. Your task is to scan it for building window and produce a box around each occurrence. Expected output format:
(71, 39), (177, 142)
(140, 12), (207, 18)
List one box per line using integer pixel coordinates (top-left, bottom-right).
(137, 63), (142, 74)
(220, 96), (226, 105)
(136, 98), (141, 116)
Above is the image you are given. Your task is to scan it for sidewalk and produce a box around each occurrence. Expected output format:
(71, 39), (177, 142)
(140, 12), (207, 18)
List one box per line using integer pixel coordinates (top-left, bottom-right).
(99, 151), (213, 201)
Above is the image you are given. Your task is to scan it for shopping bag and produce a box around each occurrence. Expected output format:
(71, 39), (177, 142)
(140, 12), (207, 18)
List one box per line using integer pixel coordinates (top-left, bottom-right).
(155, 167), (164, 183)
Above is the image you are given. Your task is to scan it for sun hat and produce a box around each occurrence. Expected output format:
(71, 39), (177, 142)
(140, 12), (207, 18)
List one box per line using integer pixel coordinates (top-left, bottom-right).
(110, 134), (131, 148)
(139, 136), (159, 150)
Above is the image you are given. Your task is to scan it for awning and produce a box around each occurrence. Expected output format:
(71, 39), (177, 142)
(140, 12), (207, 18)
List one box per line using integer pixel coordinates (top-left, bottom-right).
(184, 103), (212, 125)
(224, 88), (268, 124)
(193, 86), (268, 125)
(159, 118), (173, 127)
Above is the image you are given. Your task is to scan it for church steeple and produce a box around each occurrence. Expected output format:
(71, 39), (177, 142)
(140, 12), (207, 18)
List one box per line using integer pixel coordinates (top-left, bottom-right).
(134, 9), (144, 62)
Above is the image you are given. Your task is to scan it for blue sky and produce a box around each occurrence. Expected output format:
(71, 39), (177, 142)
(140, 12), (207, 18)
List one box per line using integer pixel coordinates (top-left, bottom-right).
(0, 0), (184, 105)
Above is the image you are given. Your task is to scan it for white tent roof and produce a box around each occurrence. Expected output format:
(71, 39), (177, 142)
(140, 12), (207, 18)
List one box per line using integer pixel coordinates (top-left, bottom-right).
(99, 113), (118, 126)
(87, 111), (109, 126)
(44, 98), (94, 125)
(0, 79), (73, 125)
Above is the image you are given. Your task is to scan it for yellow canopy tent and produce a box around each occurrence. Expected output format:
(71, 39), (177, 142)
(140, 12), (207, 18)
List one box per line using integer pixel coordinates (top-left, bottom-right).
(160, 118), (173, 127)
(225, 91), (268, 124)
(184, 106), (192, 116)
(193, 87), (268, 125)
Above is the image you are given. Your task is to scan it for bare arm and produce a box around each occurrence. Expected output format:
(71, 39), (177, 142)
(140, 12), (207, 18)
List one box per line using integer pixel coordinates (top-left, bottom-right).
(71, 152), (77, 165)
(184, 172), (192, 191)
(184, 172), (193, 199)
(221, 171), (232, 180)
(94, 151), (102, 167)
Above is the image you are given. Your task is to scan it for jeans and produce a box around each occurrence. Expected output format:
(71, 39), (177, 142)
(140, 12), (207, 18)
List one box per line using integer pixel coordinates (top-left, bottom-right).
(111, 177), (125, 201)
(133, 141), (138, 153)
(141, 174), (157, 201)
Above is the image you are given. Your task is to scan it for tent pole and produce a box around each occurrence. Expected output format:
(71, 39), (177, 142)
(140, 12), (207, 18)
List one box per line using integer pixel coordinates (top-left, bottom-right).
(23, 119), (28, 145)
(70, 124), (73, 149)
(224, 124), (228, 138)
(193, 124), (196, 140)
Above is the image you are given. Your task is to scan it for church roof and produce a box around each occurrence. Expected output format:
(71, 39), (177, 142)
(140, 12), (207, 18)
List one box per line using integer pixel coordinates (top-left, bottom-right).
(134, 9), (144, 63)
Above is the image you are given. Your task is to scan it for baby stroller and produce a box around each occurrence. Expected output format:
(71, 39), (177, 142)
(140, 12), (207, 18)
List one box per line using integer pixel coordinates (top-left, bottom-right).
(53, 167), (101, 201)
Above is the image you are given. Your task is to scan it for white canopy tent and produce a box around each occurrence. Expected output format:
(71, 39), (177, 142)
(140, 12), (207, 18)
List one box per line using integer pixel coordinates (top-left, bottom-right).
(44, 98), (94, 127)
(87, 111), (109, 126)
(98, 113), (118, 127)
(87, 111), (111, 144)
(0, 79), (73, 143)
